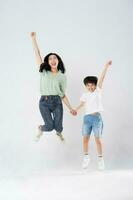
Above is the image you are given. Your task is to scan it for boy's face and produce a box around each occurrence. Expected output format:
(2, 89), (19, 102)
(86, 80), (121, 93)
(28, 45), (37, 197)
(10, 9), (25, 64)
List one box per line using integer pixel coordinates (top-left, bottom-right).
(86, 83), (97, 92)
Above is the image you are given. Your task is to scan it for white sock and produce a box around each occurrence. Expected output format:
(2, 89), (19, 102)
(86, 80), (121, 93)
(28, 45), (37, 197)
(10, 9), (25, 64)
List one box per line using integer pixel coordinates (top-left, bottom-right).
(98, 155), (103, 160)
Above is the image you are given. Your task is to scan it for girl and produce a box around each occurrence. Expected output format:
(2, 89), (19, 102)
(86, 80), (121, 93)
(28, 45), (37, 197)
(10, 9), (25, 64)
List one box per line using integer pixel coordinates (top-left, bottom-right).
(30, 32), (77, 141)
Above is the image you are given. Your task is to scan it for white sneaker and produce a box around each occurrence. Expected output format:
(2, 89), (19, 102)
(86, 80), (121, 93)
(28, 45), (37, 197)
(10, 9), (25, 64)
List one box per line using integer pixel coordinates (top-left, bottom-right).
(98, 157), (105, 170)
(56, 132), (65, 141)
(34, 125), (43, 142)
(82, 155), (90, 169)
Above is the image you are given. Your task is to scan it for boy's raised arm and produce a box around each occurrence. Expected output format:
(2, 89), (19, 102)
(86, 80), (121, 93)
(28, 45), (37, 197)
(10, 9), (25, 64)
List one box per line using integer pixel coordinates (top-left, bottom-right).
(30, 32), (43, 67)
(98, 60), (112, 89)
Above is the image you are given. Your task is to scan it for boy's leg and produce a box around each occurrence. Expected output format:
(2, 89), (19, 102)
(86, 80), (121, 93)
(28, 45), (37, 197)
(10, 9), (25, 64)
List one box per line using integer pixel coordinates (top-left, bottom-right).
(93, 114), (105, 169)
(94, 137), (105, 170)
(92, 113), (103, 156)
(82, 115), (92, 152)
(94, 136), (103, 156)
(83, 136), (90, 155)
(82, 136), (91, 169)
(82, 115), (92, 168)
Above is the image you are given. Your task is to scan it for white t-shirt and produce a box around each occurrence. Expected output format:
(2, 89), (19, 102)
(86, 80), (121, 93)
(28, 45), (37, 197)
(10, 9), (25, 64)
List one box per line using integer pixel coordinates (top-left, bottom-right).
(80, 87), (103, 115)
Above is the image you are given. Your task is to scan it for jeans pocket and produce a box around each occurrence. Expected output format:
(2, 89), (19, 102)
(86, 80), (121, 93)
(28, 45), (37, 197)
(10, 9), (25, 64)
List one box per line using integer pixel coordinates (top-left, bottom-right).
(95, 114), (102, 122)
(98, 115), (103, 124)
(56, 96), (62, 105)
(40, 96), (47, 104)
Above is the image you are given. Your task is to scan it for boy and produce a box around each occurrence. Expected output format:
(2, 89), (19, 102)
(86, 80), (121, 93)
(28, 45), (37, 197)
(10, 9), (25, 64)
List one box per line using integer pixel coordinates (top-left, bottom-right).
(75, 60), (112, 170)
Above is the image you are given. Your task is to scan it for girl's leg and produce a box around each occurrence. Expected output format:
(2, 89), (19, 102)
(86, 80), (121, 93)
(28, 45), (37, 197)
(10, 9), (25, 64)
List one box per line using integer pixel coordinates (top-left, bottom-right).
(53, 97), (63, 133)
(53, 104), (63, 133)
(53, 103), (64, 141)
(39, 97), (54, 132)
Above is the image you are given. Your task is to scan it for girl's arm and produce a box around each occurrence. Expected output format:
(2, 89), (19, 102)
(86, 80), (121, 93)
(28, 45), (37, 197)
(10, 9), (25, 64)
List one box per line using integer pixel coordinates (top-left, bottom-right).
(98, 60), (112, 89)
(62, 95), (77, 115)
(30, 32), (43, 67)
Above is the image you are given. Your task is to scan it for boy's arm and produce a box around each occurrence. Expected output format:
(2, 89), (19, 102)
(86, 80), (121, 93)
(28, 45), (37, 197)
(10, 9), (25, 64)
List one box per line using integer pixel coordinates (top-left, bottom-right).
(75, 101), (85, 112)
(30, 32), (43, 67)
(98, 60), (112, 89)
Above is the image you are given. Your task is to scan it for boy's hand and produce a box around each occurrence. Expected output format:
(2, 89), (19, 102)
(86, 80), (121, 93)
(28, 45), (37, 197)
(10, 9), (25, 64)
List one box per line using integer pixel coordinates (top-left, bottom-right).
(30, 32), (36, 38)
(106, 60), (112, 67)
(70, 109), (77, 116)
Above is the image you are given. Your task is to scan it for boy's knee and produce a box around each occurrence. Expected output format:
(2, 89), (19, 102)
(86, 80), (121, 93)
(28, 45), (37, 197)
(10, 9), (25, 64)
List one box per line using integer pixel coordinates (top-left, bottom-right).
(95, 137), (102, 144)
(83, 136), (90, 142)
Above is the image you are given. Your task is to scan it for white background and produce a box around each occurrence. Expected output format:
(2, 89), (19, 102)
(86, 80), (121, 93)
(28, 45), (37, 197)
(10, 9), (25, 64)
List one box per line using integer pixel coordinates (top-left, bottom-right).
(0, 0), (133, 199)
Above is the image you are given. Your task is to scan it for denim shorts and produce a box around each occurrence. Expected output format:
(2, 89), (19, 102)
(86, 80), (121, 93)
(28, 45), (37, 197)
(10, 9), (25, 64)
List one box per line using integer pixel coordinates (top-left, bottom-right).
(82, 113), (103, 137)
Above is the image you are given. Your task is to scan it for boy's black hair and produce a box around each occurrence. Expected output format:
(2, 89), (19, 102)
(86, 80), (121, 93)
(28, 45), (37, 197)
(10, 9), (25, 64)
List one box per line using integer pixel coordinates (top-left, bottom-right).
(83, 76), (98, 86)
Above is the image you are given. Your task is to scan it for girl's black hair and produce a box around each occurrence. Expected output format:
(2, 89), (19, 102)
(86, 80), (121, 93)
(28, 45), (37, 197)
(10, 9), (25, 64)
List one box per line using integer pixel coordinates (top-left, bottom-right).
(39, 53), (65, 73)
(83, 76), (98, 85)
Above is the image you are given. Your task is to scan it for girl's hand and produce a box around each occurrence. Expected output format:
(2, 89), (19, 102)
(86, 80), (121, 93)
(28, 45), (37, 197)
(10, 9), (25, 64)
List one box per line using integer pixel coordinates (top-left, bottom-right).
(30, 32), (36, 38)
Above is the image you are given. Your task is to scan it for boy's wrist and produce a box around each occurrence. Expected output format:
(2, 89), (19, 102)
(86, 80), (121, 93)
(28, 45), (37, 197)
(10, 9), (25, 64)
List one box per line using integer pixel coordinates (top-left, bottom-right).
(105, 63), (109, 68)
(32, 37), (36, 41)
(105, 60), (112, 68)
(69, 108), (74, 112)
(70, 109), (77, 116)
(75, 108), (78, 112)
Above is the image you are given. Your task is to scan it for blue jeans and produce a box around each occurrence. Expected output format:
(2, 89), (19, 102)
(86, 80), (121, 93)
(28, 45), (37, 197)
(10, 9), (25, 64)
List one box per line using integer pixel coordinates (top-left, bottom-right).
(82, 113), (103, 137)
(39, 95), (63, 133)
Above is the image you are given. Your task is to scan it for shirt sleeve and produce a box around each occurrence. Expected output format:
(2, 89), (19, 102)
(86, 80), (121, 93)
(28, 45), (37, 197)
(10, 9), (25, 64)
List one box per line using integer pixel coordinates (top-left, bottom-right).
(60, 75), (67, 97)
(80, 93), (86, 102)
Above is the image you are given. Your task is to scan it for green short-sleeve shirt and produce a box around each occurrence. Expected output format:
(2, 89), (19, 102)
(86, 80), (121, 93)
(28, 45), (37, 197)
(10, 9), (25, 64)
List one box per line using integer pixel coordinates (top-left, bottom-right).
(40, 70), (67, 97)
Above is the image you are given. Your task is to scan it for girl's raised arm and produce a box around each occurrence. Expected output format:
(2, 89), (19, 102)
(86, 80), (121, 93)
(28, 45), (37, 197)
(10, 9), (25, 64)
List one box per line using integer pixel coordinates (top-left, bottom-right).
(30, 32), (43, 67)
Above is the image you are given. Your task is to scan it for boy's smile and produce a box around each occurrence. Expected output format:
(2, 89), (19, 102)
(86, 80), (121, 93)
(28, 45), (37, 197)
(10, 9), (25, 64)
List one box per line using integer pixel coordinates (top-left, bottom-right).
(86, 83), (97, 93)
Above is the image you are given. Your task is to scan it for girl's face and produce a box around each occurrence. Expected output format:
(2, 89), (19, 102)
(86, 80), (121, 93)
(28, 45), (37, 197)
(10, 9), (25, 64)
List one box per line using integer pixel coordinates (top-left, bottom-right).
(48, 55), (59, 70)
